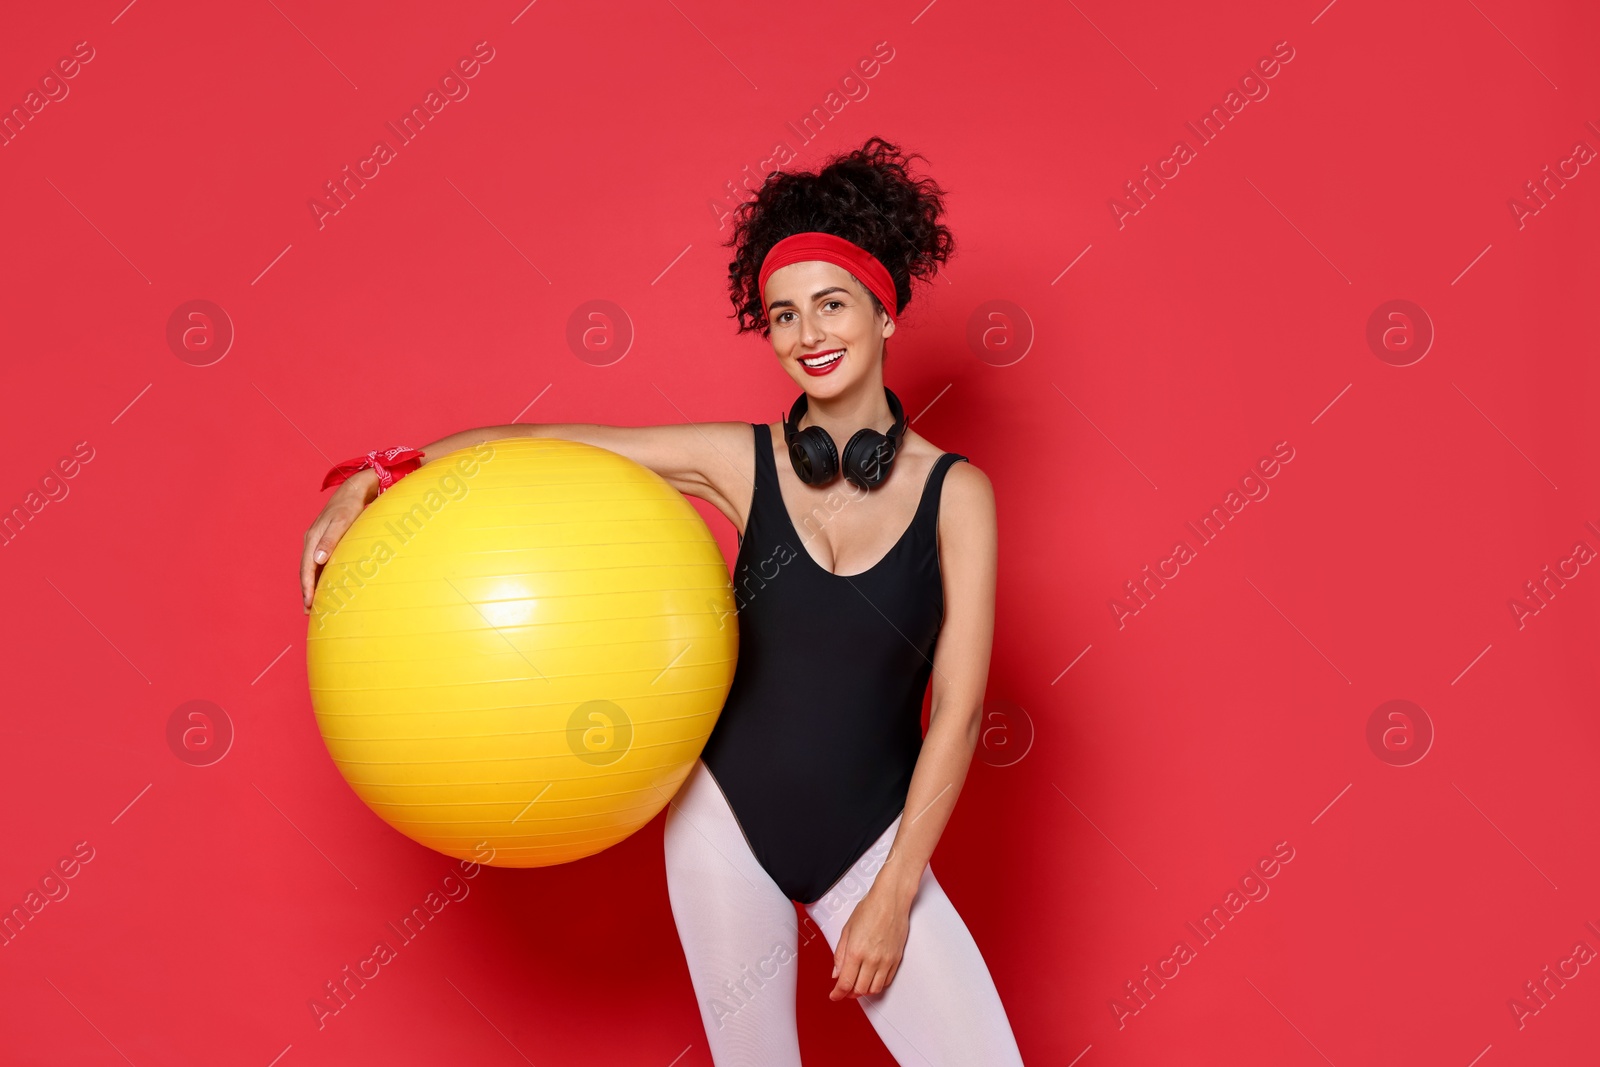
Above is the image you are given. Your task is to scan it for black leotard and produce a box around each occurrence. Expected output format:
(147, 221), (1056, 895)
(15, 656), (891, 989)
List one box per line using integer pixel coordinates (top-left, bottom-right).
(699, 422), (969, 905)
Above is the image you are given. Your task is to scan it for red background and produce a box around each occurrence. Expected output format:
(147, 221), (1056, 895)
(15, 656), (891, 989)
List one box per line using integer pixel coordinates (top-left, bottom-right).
(3, 1), (1598, 1064)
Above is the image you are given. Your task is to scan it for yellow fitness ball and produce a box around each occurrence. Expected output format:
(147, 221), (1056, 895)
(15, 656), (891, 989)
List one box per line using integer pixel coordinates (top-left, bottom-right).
(306, 437), (738, 868)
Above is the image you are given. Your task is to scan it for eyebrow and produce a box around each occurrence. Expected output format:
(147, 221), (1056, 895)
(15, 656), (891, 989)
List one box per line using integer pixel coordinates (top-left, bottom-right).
(766, 286), (851, 313)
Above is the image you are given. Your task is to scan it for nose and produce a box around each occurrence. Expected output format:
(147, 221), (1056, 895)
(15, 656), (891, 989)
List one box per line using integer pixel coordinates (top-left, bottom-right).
(798, 312), (827, 348)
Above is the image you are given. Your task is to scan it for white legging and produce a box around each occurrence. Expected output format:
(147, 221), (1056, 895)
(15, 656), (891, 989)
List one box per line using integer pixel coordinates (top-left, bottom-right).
(663, 758), (1026, 1066)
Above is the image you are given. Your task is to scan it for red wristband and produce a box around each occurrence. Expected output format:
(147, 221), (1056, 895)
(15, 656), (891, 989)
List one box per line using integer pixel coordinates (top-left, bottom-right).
(322, 446), (425, 493)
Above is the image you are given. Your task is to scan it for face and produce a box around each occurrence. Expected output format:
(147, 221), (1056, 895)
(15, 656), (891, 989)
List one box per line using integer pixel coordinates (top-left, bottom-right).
(763, 260), (895, 394)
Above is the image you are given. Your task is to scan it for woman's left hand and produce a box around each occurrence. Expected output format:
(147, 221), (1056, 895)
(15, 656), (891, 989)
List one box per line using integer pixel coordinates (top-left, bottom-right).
(828, 884), (910, 1001)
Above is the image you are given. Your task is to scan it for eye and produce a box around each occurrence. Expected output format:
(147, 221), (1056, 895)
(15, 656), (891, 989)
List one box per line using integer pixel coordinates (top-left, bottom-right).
(824, 299), (844, 311)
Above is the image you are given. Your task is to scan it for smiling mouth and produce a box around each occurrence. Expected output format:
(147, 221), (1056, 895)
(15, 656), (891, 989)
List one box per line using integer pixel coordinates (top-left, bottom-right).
(800, 348), (844, 368)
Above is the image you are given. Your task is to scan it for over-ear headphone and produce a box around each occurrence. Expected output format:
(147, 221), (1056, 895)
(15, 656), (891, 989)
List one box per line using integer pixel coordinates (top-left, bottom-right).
(782, 386), (907, 490)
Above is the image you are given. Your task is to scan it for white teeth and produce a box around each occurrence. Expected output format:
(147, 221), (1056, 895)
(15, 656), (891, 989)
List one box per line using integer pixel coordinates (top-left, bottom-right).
(802, 350), (843, 368)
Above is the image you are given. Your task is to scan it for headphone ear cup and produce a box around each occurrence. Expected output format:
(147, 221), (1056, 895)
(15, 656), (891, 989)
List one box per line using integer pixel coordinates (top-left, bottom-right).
(841, 429), (895, 490)
(790, 426), (838, 485)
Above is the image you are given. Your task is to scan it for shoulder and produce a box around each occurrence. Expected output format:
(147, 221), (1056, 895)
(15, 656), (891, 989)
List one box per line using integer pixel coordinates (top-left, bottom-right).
(939, 458), (994, 522)
(933, 458), (997, 614)
(698, 420), (761, 480)
(906, 429), (992, 511)
(933, 452), (995, 558)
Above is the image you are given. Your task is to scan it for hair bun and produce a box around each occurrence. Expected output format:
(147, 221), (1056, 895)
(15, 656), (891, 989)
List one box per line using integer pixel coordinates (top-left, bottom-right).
(724, 136), (954, 337)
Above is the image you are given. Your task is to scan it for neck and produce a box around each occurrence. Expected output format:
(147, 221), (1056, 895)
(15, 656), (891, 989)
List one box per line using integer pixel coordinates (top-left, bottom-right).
(800, 377), (894, 442)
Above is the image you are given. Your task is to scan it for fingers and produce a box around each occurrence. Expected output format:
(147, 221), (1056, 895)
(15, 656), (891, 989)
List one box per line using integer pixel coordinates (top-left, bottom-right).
(831, 947), (900, 1000)
(831, 923), (849, 979)
(831, 959), (861, 1001)
(300, 507), (349, 611)
(852, 959), (885, 999)
(828, 919), (911, 1000)
(833, 955), (895, 1000)
(301, 519), (328, 612)
(830, 927), (859, 1000)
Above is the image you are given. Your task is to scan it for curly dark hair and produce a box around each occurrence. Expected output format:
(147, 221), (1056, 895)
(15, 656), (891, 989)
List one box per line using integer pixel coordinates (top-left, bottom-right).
(724, 136), (954, 337)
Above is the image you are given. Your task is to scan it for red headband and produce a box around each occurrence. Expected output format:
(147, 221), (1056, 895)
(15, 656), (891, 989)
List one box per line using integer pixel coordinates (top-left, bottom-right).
(758, 231), (898, 325)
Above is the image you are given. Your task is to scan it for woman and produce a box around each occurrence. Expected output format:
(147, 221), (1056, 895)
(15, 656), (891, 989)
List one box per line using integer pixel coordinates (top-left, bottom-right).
(299, 137), (1024, 1065)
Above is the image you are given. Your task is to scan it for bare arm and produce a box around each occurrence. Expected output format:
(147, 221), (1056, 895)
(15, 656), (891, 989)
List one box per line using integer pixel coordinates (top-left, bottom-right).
(408, 421), (751, 514)
(300, 419), (753, 613)
(880, 461), (999, 903)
